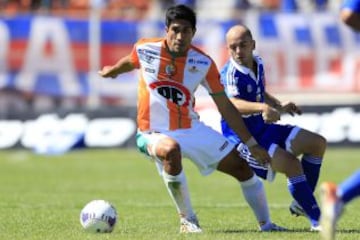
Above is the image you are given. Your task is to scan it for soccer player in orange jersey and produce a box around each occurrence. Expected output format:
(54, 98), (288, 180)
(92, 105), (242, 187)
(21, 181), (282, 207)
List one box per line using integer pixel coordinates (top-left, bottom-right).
(99, 4), (285, 233)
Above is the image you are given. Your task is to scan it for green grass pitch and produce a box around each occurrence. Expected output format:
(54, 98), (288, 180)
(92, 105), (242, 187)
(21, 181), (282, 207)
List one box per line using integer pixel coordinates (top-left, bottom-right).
(0, 147), (359, 240)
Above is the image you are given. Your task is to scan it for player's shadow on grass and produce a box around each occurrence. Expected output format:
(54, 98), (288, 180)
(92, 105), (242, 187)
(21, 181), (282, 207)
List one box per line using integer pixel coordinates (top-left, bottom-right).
(287, 228), (360, 234)
(336, 229), (360, 234)
(217, 228), (360, 234)
(216, 229), (295, 234)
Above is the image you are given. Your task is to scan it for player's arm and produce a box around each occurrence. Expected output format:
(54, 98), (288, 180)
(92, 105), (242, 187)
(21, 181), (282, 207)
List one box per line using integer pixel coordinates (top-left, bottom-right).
(229, 96), (280, 123)
(264, 91), (282, 110)
(212, 93), (270, 165)
(264, 91), (302, 116)
(98, 54), (135, 78)
(229, 96), (274, 115)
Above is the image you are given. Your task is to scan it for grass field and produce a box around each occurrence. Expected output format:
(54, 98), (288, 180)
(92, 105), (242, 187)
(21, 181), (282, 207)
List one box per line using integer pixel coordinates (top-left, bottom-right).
(0, 147), (359, 240)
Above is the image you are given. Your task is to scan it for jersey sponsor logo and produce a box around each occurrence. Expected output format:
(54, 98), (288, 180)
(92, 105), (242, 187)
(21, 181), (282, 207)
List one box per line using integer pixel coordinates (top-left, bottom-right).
(188, 58), (209, 65)
(138, 48), (158, 56)
(145, 67), (155, 73)
(138, 49), (156, 63)
(149, 80), (191, 106)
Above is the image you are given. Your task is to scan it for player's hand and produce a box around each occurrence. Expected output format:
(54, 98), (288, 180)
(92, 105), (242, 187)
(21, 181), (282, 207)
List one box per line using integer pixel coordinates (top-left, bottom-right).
(280, 101), (302, 116)
(262, 105), (280, 123)
(248, 145), (271, 165)
(98, 66), (118, 78)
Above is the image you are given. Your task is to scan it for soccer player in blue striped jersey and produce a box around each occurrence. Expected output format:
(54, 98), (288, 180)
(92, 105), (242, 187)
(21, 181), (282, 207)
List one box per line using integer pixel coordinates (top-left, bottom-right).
(320, 1), (360, 239)
(220, 24), (327, 231)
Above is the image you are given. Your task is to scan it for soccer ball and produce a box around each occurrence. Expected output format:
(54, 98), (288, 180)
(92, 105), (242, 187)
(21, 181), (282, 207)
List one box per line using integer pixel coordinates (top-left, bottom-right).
(79, 199), (117, 233)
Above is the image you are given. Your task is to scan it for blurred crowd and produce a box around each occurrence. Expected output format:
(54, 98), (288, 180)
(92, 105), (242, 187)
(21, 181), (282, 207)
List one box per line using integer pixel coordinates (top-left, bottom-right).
(0, 0), (343, 20)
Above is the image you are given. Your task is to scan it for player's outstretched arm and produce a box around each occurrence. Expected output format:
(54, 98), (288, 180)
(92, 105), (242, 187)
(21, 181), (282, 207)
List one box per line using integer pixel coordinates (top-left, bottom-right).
(98, 54), (135, 78)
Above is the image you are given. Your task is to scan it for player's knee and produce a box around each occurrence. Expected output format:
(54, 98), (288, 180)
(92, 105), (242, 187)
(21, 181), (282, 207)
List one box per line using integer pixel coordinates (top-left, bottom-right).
(319, 135), (327, 149)
(218, 150), (253, 181)
(157, 138), (180, 158)
(313, 134), (327, 155)
(273, 149), (303, 177)
(237, 160), (254, 181)
(157, 139), (182, 173)
(230, 160), (253, 182)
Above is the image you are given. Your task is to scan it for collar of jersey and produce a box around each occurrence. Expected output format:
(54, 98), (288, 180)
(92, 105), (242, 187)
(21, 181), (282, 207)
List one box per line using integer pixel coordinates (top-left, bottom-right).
(230, 56), (259, 83)
(230, 57), (251, 75)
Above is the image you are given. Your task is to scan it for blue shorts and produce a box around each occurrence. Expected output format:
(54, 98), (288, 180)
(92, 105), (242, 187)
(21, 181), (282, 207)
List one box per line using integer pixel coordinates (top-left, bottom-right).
(237, 123), (300, 181)
(255, 124), (295, 151)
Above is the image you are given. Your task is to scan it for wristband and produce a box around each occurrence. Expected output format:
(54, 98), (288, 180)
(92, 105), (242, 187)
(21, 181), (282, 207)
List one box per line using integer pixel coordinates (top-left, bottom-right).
(245, 136), (258, 148)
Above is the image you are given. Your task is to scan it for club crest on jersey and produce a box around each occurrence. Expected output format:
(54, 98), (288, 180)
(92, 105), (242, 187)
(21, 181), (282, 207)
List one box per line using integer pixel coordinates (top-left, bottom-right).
(165, 64), (177, 76)
(149, 81), (191, 106)
(247, 84), (253, 93)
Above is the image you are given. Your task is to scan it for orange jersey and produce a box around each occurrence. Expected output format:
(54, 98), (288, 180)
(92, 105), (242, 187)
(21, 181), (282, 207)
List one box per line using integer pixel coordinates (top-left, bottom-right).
(129, 38), (224, 131)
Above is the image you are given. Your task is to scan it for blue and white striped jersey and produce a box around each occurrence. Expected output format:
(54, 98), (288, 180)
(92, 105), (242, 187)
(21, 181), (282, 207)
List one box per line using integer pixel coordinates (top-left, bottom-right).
(220, 55), (267, 143)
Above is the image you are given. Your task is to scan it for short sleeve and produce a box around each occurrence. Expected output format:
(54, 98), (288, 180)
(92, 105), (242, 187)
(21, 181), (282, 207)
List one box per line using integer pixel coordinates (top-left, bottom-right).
(202, 60), (225, 95)
(220, 63), (240, 98)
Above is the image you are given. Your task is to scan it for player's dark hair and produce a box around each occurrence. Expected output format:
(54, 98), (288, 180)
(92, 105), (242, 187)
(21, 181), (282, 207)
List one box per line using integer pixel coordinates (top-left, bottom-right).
(165, 4), (196, 30)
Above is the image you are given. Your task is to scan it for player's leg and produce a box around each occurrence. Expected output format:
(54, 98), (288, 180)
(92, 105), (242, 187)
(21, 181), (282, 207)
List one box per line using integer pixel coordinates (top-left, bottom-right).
(337, 170), (360, 204)
(290, 128), (327, 192)
(237, 142), (276, 182)
(217, 149), (286, 231)
(320, 182), (342, 240)
(136, 132), (200, 233)
(271, 145), (321, 230)
(320, 170), (360, 240)
(256, 125), (322, 229)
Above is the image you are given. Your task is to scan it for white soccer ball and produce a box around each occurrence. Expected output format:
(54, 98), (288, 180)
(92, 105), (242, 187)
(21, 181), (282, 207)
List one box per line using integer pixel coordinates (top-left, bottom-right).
(80, 199), (117, 233)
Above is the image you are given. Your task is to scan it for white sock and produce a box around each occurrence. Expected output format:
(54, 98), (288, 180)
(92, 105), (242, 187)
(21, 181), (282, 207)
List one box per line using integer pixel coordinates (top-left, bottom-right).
(162, 170), (195, 219)
(240, 174), (271, 226)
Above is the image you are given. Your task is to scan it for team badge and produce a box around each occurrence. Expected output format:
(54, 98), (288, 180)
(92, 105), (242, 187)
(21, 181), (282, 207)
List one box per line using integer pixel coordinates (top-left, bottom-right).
(165, 63), (177, 76)
(247, 84), (252, 93)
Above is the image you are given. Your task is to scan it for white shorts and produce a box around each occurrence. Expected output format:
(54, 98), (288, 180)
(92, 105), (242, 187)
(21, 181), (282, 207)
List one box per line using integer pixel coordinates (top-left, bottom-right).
(136, 121), (235, 176)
